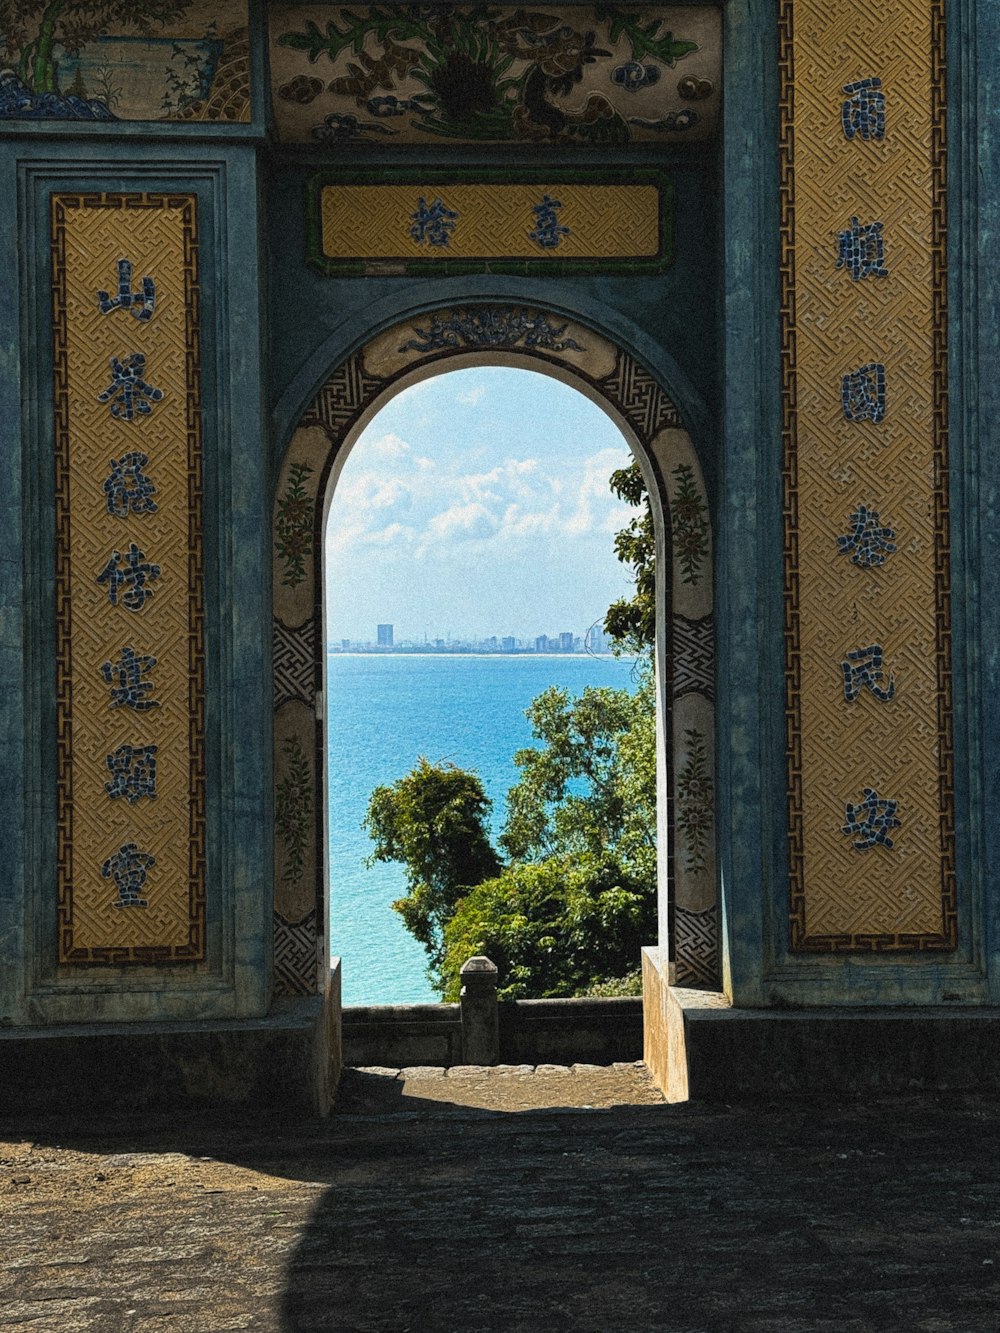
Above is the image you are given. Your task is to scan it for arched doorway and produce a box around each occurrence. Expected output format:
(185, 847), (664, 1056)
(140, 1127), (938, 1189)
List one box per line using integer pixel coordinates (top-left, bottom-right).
(271, 304), (716, 1001)
(323, 363), (653, 1005)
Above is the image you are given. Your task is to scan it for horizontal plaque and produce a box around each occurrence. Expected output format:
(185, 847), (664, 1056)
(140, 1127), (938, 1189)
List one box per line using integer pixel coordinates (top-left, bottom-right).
(306, 169), (673, 275)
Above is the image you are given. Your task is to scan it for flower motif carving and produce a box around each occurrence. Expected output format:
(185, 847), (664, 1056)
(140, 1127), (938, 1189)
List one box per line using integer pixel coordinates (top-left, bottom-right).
(276, 462), (315, 589)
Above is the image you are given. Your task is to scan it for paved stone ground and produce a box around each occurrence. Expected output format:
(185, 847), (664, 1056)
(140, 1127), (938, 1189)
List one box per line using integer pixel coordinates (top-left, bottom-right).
(342, 1060), (667, 1112)
(2, 1065), (1000, 1331)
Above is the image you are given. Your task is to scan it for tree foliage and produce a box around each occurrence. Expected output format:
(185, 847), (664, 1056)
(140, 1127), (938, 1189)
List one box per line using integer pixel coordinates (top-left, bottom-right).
(1, 1), (193, 93)
(363, 758), (501, 970)
(439, 851), (655, 1001)
(364, 672), (656, 1000)
(499, 672), (655, 884)
(433, 669), (656, 999)
(603, 460), (655, 657)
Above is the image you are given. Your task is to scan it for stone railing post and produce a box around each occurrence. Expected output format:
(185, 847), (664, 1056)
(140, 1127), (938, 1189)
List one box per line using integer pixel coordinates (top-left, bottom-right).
(459, 956), (499, 1065)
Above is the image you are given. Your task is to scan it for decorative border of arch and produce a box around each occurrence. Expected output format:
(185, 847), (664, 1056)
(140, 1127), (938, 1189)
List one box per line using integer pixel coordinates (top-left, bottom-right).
(270, 305), (716, 998)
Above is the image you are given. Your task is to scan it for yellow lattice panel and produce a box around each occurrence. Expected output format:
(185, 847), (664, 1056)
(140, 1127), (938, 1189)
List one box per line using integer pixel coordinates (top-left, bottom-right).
(52, 194), (205, 964)
(320, 184), (660, 260)
(781, 1), (953, 948)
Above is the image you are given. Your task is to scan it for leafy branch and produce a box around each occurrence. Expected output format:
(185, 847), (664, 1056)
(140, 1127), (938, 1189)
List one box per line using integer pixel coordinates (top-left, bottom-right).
(277, 7), (436, 64)
(276, 736), (312, 885)
(275, 462), (314, 589)
(594, 6), (698, 66)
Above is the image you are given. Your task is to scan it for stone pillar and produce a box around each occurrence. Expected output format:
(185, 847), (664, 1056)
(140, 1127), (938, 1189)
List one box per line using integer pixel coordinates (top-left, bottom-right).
(460, 956), (499, 1065)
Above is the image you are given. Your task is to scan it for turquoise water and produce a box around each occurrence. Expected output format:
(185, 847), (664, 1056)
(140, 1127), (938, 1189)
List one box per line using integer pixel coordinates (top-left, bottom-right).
(327, 653), (637, 1004)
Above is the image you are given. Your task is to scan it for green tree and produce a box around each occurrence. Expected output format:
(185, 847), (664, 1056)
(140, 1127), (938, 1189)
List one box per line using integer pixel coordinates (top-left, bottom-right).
(603, 460), (655, 656)
(500, 670), (656, 886)
(363, 758), (501, 972)
(0, 1), (193, 95)
(434, 669), (656, 999)
(438, 850), (655, 1001)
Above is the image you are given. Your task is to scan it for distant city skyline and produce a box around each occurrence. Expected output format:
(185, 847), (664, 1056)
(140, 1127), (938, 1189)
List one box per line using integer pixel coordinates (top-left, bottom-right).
(330, 623), (612, 654)
(332, 622), (610, 644)
(324, 367), (640, 643)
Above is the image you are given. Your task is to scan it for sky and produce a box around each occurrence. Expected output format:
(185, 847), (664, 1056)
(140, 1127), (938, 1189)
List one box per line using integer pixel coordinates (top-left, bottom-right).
(324, 366), (642, 644)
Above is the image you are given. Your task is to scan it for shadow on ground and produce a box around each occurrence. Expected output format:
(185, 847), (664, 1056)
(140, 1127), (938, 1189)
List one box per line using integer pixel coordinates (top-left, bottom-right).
(279, 1089), (1000, 1332)
(3, 1074), (1000, 1330)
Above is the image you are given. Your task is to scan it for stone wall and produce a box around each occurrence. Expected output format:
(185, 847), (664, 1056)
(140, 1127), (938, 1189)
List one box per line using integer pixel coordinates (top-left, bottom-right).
(343, 996), (643, 1069)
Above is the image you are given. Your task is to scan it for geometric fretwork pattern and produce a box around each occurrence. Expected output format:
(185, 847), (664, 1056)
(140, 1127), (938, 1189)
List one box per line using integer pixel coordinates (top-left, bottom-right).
(672, 614), (714, 701)
(52, 194), (206, 963)
(596, 354), (682, 440)
(300, 356), (384, 437)
(674, 906), (718, 986)
(274, 911), (318, 996)
(780, 1), (955, 948)
(273, 306), (717, 995)
(273, 617), (316, 708)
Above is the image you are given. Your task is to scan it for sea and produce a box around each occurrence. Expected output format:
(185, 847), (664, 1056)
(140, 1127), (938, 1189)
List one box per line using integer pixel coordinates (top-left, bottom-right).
(327, 652), (638, 1005)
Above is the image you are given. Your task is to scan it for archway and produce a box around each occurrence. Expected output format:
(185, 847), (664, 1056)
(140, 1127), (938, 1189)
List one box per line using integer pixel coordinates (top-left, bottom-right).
(271, 304), (716, 1001)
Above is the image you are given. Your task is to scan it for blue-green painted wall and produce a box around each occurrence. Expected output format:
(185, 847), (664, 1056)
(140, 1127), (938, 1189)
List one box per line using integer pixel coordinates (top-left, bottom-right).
(1, 0), (997, 1026)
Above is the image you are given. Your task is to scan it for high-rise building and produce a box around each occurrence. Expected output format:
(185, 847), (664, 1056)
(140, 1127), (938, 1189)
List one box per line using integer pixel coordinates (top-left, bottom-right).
(587, 625), (609, 654)
(377, 623), (393, 647)
(559, 631), (574, 652)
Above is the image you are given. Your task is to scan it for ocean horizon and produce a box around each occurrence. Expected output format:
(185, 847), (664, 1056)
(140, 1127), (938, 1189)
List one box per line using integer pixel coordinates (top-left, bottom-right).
(328, 651), (613, 659)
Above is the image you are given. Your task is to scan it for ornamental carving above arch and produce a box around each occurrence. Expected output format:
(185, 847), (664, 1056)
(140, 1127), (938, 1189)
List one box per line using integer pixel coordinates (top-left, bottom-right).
(270, 305), (716, 998)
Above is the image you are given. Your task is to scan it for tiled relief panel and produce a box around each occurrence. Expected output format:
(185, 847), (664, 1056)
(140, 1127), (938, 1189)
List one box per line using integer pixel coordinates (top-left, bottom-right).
(52, 193), (206, 964)
(0, 2), (250, 123)
(269, 5), (720, 146)
(780, 0), (953, 948)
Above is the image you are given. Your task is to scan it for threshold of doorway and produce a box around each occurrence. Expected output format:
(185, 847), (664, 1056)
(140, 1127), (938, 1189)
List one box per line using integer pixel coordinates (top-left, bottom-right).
(335, 1060), (665, 1116)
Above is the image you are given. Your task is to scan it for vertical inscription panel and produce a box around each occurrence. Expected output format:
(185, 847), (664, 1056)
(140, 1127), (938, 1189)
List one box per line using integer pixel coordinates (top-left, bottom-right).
(52, 193), (205, 964)
(781, 1), (953, 948)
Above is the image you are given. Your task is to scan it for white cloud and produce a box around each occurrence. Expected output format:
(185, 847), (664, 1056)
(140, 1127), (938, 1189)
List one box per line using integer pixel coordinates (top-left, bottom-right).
(364, 431), (410, 459)
(337, 473), (410, 513)
(602, 503), (641, 533)
(563, 448), (637, 537)
(360, 522), (415, 547)
(326, 521), (366, 554)
(425, 501), (499, 543)
(498, 501), (559, 538)
(328, 428), (636, 574)
(323, 366), (643, 638)
(457, 458), (539, 504)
